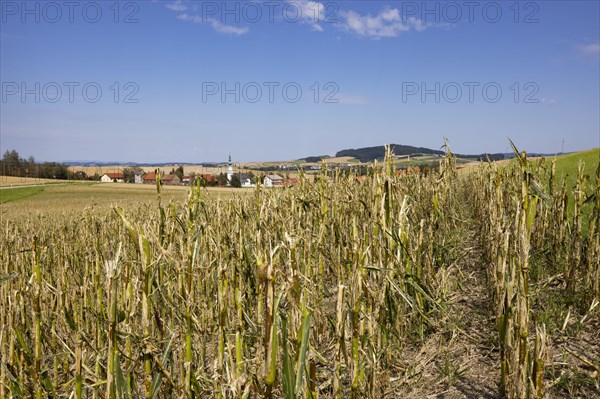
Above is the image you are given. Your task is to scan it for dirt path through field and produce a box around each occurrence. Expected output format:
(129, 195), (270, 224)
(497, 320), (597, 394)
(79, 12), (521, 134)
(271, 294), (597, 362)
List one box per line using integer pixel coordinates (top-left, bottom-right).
(391, 207), (500, 398)
(443, 245), (499, 398)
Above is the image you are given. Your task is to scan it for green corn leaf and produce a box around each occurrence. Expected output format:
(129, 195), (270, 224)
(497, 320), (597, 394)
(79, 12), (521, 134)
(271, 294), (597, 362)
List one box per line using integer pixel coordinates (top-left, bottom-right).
(114, 207), (139, 246)
(508, 138), (527, 168)
(280, 315), (295, 399)
(152, 334), (175, 399)
(526, 196), (539, 232)
(40, 370), (55, 395)
(64, 307), (77, 332)
(140, 234), (151, 267)
(6, 363), (24, 398)
(151, 373), (163, 399)
(266, 289), (284, 386)
(114, 352), (131, 399)
(0, 272), (18, 284)
(295, 312), (312, 395)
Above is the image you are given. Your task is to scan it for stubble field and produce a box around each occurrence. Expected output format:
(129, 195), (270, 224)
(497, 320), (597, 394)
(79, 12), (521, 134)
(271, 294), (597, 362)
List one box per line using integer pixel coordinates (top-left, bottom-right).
(0, 148), (598, 398)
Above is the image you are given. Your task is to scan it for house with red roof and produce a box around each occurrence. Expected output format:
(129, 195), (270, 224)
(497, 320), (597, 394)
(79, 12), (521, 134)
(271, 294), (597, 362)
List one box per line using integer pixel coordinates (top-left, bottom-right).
(161, 174), (180, 185)
(100, 172), (124, 183)
(143, 172), (157, 184)
(199, 174), (214, 184)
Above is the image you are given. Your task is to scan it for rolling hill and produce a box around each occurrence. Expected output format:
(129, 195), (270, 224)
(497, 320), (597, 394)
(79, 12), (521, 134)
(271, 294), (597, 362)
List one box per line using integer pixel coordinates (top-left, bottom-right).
(335, 144), (506, 163)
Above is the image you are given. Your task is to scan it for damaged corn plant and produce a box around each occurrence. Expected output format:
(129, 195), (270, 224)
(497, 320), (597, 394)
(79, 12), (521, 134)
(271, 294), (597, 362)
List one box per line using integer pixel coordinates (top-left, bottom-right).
(1, 144), (598, 398)
(472, 143), (599, 398)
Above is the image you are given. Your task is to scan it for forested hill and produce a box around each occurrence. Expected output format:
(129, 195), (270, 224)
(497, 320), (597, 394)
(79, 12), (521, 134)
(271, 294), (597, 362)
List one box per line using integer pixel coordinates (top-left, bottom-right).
(335, 144), (506, 162)
(336, 144), (444, 162)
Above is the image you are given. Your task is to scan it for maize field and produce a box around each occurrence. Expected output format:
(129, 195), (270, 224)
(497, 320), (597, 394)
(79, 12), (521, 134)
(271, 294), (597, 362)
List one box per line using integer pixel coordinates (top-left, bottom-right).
(1, 146), (599, 398)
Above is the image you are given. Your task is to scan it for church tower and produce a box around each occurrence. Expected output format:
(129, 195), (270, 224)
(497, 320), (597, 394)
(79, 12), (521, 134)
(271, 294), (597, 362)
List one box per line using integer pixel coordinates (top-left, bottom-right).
(227, 154), (233, 186)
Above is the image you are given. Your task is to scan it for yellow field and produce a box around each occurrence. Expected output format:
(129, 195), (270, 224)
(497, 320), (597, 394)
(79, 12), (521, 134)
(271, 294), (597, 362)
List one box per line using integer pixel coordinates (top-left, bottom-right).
(0, 183), (247, 221)
(0, 175), (74, 187)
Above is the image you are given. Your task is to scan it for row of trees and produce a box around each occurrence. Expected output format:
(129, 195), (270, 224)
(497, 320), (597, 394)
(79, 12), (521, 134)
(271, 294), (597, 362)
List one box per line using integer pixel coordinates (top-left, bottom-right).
(1, 150), (91, 180)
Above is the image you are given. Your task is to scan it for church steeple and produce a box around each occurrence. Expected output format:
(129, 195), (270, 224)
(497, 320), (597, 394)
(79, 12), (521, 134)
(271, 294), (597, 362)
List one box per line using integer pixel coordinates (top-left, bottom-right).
(227, 154), (233, 185)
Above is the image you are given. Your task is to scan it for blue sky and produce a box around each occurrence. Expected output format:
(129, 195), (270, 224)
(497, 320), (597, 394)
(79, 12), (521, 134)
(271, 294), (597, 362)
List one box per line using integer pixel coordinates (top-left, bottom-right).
(1, 0), (599, 162)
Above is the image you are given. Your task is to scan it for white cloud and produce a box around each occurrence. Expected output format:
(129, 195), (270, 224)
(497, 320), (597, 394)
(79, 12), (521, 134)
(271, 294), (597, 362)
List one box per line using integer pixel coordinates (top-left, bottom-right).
(168, 1), (430, 38)
(338, 8), (429, 38)
(176, 13), (199, 23)
(165, 0), (187, 12)
(210, 19), (250, 36)
(176, 13), (249, 36)
(286, 1), (327, 32)
(576, 43), (600, 55)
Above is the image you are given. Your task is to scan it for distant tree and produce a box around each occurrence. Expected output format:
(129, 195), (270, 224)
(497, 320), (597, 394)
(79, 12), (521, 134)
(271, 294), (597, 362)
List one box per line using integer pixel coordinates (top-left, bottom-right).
(248, 171), (257, 184)
(217, 173), (228, 186)
(231, 174), (241, 188)
(25, 156), (36, 177)
(123, 166), (144, 183)
(2, 149), (23, 176)
(123, 167), (133, 183)
(2, 149), (22, 165)
(174, 165), (184, 180)
(71, 171), (87, 180)
(0, 150), (85, 180)
(42, 163), (68, 179)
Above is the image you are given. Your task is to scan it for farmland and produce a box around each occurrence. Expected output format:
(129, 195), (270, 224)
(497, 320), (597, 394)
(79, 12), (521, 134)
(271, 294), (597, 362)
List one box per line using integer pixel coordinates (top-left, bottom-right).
(0, 186), (45, 204)
(0, 148), (599, 398)
(0, 176), (74, 187)
(0, 183), (245, 220)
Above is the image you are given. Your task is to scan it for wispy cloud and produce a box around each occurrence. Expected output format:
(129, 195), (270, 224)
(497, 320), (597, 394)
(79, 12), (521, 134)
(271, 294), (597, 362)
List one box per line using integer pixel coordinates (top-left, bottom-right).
(286, 0), (326, 32)
(574, 42), (599, 64)
(288, 1), (430, 37)
(168, 1), (248, 35)
(575, 43), (600, 56)
(175, 13), (249, 36)
(175, 13), (196, 23)
(165, 0), (187, 12)
(166, 1), (430, 38)
(337, 8), (429, 38)
(210, 19), (250, 36)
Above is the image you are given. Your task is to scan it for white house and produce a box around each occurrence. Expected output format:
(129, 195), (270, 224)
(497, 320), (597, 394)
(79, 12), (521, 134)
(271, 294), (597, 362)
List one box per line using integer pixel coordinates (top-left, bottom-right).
(100, 173), (125, 183)
(264, 174), (284, 187)
(134, 171), (143, 184)
(239, 173), (256, 188)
